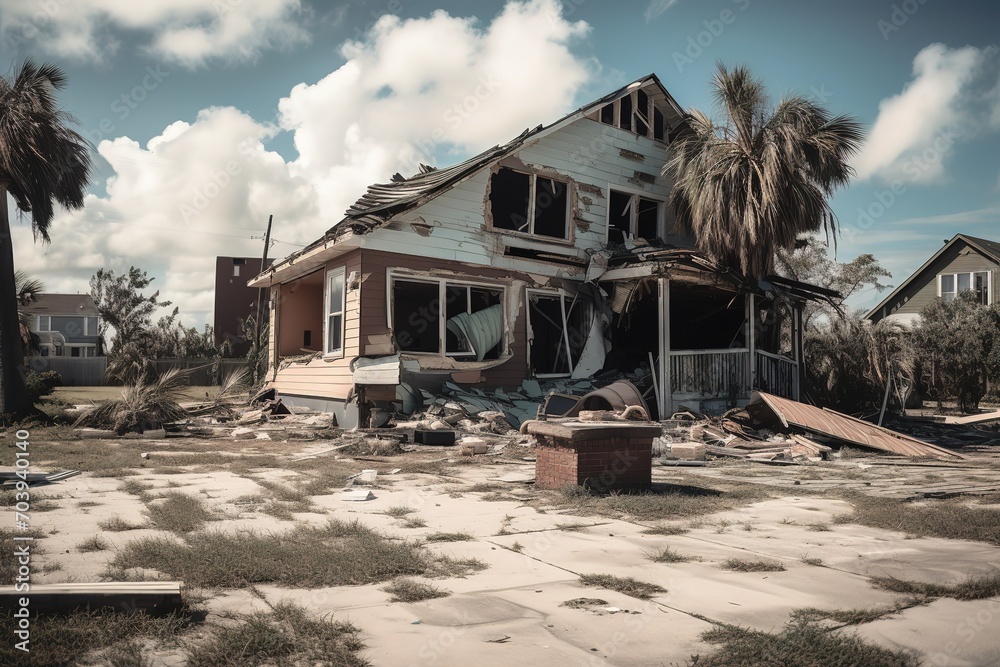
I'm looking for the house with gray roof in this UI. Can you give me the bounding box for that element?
[867,234,999,326]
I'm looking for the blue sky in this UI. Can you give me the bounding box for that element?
[4,0,999,328]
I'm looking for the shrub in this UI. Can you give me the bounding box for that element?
[912,292,1000,413]
[26,370,63,402]
[803,314,912,415]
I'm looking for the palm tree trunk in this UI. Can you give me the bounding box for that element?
[0,182,32,421]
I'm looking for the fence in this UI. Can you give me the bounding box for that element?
[755,350,799,400]
[153,359,248,386]
[25,356,107,386]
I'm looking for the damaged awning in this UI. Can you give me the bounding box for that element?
[748,391,964,460]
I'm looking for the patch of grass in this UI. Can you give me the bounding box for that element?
[509,541,524,553]
[256,479,312,504]
[694,620,919,667]
[384,506,416,518]
[146,492,213,534]
[649,546,694,563]
[91,468,138,478]
[466,483,507,493]
[801,556,823,566]
[0,529,44,580]
[721,558,786,573]
[807,523,832,532]
[384,578,450,603]
[78,536,110,552]
[120,479,154,497]
[99,516,146,532]
[870,573,1000,601]
[0,604,198,667]
[579,573,666,600]
[555,522,592,532]
[642,523,690,536]
[791,606,901,626]
[186,601,365,667]
[545,482,770,522]
[234,494,266,505]
[113,519,479,588]
[153,466,187,475]
[261,502,296,521]
[402,517,427,529]
[834,495,1000,546]
[424,532,474,543]
[77,500,101,508]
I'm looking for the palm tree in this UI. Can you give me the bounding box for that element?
[15,270,43,356]
[665,63,864,281]
[0,60,92,421]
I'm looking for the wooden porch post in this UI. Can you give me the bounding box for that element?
[658,277,671,419]
[793,303,803,401]
[747,293,756,389]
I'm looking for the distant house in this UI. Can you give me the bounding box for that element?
[214,256,273,355]
[23,293,102,358]
[867,234,998,326]
[248,74,834,428]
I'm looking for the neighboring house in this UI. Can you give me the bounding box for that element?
[249,74,834,428]
[214,256,274,355]
[23,293,102,358]
[867,234,999,326]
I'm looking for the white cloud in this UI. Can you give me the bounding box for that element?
[854,44,1000,185]
[12,0,596,329]
[644,0,680,22]
[0,0,308,67]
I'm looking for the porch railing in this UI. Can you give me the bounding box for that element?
[754,350,798,400]
[669,348,751,399]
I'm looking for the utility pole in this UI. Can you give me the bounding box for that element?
[250,214,273,384]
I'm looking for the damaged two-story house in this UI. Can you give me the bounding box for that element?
[248,74,836,428]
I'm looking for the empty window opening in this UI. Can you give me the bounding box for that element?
[596,89,671,142]
[71,347,80,357]
[392,275,505,360]
[489,167,570,240]
[276,269,324,357]
[527,291,591,377]
[940,271,990,304]
[608,190,662,243]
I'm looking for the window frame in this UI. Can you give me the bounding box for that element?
[487,166,573,244]
[84,316,99,336]
[37,315,51,332]
[387,270,507,360]
[595,90,670,143]
[938,270,992,305]
[605,186,665,242]
[525,288,590,379]
[323,266,346,358]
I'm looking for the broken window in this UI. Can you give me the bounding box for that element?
[596,89,671,142]
[607,190,662,242]
[392,274,504,360]
[489,167,570,240]
[940,271,991,304]
[325,267,345,355]
[527,290,591,377]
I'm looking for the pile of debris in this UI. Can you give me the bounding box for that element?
[659,391,966,465]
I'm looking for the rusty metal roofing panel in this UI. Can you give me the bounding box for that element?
[748,391,965,460]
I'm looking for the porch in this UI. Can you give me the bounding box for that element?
[599,263,807,418]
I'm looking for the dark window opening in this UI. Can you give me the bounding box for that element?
[637,198,659,239]
[489,168,530,232]
[490,167,570,240]
[608,190,631,244]
[653,108,665,141]
[533,178,568,238]
[303,330,312,347]
[600,103,614,125]
[393,280,439,353]
[71,347,80,357]
[635,90,649,137]
[619,94,632,132]
[528,292,590,376]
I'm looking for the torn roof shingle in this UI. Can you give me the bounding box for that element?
[22,293,99,316]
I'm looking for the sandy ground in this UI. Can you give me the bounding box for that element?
[18,435,1000,667]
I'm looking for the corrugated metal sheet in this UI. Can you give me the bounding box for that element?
[748,391,965,460]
